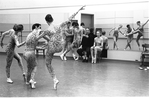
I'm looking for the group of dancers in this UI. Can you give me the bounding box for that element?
[109,19,149,50]
[0,4,149,89]
[0,6,85,89]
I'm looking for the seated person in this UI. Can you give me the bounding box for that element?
[100,31,109,58]
[91,30,103,63]
[77,28,95,62]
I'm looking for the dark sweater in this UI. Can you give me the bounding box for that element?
[81,33,96,48]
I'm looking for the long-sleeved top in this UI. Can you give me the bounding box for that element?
[81,33,96,48]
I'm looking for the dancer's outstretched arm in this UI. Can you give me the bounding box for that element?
[127,30,138,36]
[60,5,86,28]
[123,30,127,35]
[119,30,125,35]
[127,19,149,36]
[142,19,149,27]
[36,30,51,41]
[39,31,50,42]
[14,35,26,48]
[0,29,12,48]
[109,28,115,35]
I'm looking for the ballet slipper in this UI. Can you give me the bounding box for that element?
[54,79,59,90]
[74,56,79,60]
[7,78,13,84]
[91,59,94,63]
[72,54,76,60]
[60,54,64,60]
[29,79,36,89]
[64,56,67,61]
[94,58,96,63]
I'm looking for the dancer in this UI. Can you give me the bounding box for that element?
[23,23,42,88]
[91,30,103,63]
[0,24,26,84]
[36,5,85,89]
[100,31,109,58]
[101,31,109,50]
[79,22,86,40]
[127,19,149,50]
[60,21,74,61]
[109,25,124,50]
[61,22,81,61]
[72,22,82,60]
[124,24,134,50]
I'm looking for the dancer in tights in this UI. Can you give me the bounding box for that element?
[127,19,149,50]
[61,22,81,61]
[23,23,42,89]
[0,24,26,84]
[36,5,85,90]
[124,24,134,50]
[60,21,74,60]
[72,22,82,60]
[109,25,124,50]
[79,22,86,38]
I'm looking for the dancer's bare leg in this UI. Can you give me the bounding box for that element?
[125,37,132,50]
[94,47,98,63]
[60,41,67,60]
[90,47,95,63]
[113,36,118,50]
[60,42,72,60]
[136,35,142,50]
[62,42,72,60]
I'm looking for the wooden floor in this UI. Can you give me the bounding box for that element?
[0,53,149,97]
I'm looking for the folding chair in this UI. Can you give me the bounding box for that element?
[140,44,149,67]
[36,41,46,57]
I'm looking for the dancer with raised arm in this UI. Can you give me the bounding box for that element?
[127,19,149,50]
[109,25,124,50]
[0,24,26,84]
[36,5,85,90]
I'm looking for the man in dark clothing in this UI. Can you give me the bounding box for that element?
[77,28,96,62]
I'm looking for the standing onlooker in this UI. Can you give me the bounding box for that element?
[79,22,86,40]
[100,31,109,58]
